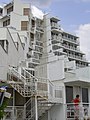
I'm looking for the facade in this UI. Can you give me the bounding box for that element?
[0,0,90,120]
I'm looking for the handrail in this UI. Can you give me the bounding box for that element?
[22,67,38,81]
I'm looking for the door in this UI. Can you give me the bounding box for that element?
[66,86,73,103]
[82,88,88,103]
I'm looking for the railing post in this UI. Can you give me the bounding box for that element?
[24,104,26,120]
[13,89,15,120]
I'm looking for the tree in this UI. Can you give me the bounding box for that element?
[0,98,9,119]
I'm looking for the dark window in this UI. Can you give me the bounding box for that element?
[0,8,3,16]
[3,19,10,27]
[82,88,88,103]
[7,6,13,14]
[66,86,73,103]
[0,40,9,53]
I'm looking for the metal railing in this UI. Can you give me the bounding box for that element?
[4,106,25,120]
[66,103,90,120]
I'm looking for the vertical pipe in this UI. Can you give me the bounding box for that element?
[35,95,38,120]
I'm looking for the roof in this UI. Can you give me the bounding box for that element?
[50,16,60,22]
[31,5,44,20]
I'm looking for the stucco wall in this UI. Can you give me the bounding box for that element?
[0,27,24,81]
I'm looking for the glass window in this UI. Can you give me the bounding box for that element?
[21,21,28,31]
[3,19,10,27]
[7,6,13,14]
[82,88,88,103]
[23,8,30,16]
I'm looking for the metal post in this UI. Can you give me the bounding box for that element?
[35,95,38,120]
[13,88,15,120]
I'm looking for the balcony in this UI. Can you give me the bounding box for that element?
[35,41,43,48]
[51,23,61,33]
[66,103,90,120]
[53,48,67,56]
[51,35,62,43]
[63,44,84,54]
[64,66,90,84]
[34,46,43,54]
[26,58,40,66]
[36,25,44,33]
[62,36,80,46]
[67,54,87,62]
[31,25,35,33]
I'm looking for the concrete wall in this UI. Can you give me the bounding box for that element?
[48,104,66,120]
[47,56,65,81]
[0,27,24,81]
[14,0,30,15]
[36,55,65,81]
[0,45,8,80]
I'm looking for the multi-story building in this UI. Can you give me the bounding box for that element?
[0,0,90,120]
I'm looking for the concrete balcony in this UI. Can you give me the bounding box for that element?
[53,48,67,56]
[62,36,80,46]
[64,66,90,84]
[26,58,40,65]
[67,54,87,63]
[63,45,84,54]
[36,25,44,33]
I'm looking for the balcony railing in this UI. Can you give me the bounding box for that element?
[62,36,80,45]
[4,106,25,120]
[67,54,86,61]
[66,103,90,120]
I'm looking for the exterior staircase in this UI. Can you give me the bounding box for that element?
[7,67,37,97]
[6,66,63,120]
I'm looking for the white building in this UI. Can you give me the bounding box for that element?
[0,0,90,120]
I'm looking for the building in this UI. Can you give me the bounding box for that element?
[0,0,90,120]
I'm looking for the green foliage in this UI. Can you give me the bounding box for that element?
[0,98,9,119]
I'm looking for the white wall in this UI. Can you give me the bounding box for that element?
[48,104,66,120]
[14,0,30,15]
[0,45,8,80]
[10,12,28,31]
[0,27,7,39]
[0,27,25,80]
[47,56,65,81]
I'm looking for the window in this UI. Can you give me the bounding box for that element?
[21,21,28,31]
[82,88,88,103]
[23,8,30,16]
[66,86,73,103]
[3,19,10,27]
[31,20,35,27]
[0,8,3,15]
[7,6,13,14]
[0,40,9,53]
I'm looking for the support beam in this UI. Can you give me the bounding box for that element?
[35,95,38,120]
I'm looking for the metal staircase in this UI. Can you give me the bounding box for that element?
[38,101,53,119]
[24,97,36,120]
[6,66,63,120]
[7,67,37,97]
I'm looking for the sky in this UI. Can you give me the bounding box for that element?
[0,0,90,61]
